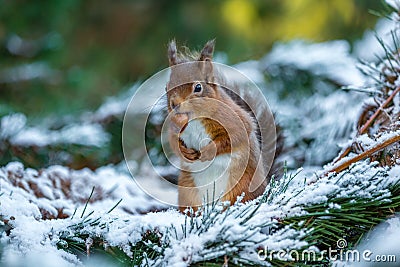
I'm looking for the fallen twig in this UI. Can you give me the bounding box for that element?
[359,86,400,135]
[324,133,400,176]
[332,146,352,164]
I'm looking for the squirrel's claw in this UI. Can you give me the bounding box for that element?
[199,143,217,162]
[181,148,200,161]
[179,139,200,161]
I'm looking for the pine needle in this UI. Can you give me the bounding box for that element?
[70,206,78,220]
[107,198,123,214]
[81,187,95,218]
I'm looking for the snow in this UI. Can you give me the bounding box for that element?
[0,162,171,266]
[273,89,363,167]
[354,18,399,62]
[0,113,27,139]
[0,113,110,147]
[355,134,375,147]
[234,60,265,85]
[11,122,109,147]
[0,162,167,219]
[244,38,369,167]
[0,62,61,84]
[346,217,400,267]
[386,0,400,10]
[263,40,365,86]
[92,83,139,121]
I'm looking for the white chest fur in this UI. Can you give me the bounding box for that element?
[184,154,232,204]
[180,119,233,204]
[179,119,210,151]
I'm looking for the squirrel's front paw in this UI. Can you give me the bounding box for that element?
[179,139,200,161]
[199,143,217,162]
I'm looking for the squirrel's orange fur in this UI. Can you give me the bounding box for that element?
[166,40,274,213]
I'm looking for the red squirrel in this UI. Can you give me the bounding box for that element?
[166,40,280,212]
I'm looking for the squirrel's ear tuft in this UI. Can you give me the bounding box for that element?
[199,39,215,61]
[168,40,178,66]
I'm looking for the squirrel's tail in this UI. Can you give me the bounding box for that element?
[264,121,285,182]
[253,104,285,184]
[222,84,285,183]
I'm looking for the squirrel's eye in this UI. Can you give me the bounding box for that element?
[193,83,202,93]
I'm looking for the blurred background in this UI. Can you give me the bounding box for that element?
[0,0,382,117]
[0,0,386,170]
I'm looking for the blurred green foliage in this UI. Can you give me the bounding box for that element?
[0,0,382,118]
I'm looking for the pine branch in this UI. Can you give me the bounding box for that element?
[48,160,400,266]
